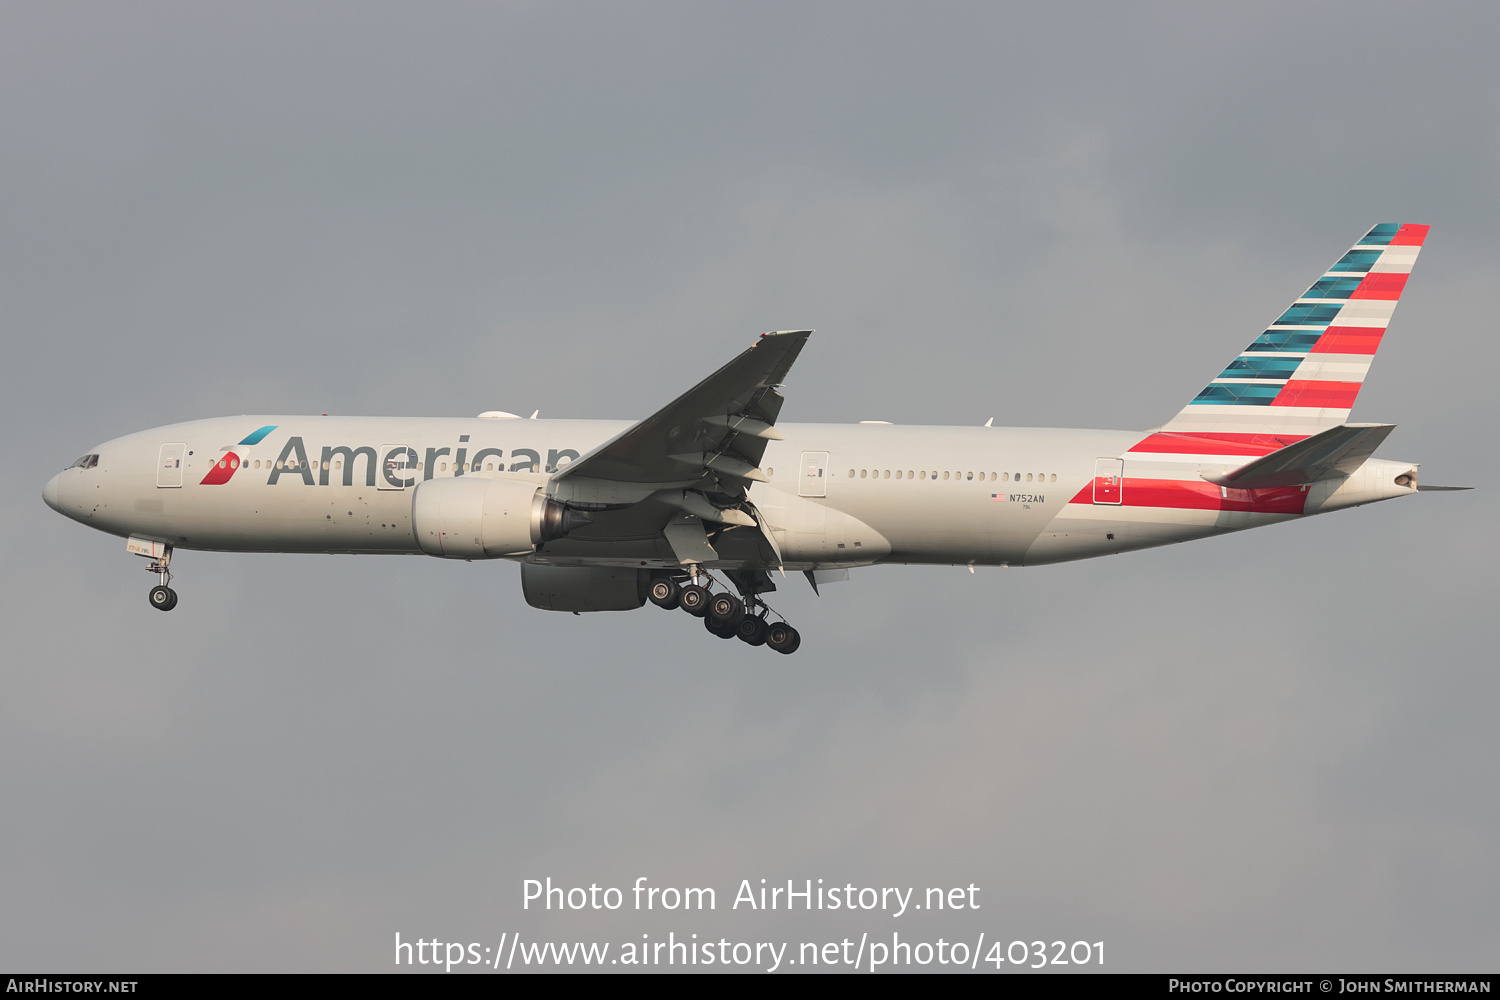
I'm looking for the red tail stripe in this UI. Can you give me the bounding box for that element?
[1271,380,1362,408]
[1350,272,1408,300]
[1389,224,1430,246]
[1310,327,1384,355]
[1128,431,1310,456]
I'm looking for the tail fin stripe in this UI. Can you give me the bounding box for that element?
[1270,380,1362,409]
[1275,303,1344,325]
[1309,328,1384,354]
[1162,224,1425,434]
[1357,224,1401,246]
[1218,357,1304,379]
[1330,249,1383,272]
[1245,330,1322,352]
[1370,246,1421,273]
[1388,224,1430,246]
[1349,272,1409,299]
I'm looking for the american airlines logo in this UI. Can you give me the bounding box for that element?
[200,429,579,488]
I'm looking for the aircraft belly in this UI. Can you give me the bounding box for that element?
[829,480,1085,566]
[108,479,420,553]
[1025,502,1300,565]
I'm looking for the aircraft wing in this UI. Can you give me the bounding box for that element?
[1203,423,1395,489]
[552,330,810,498]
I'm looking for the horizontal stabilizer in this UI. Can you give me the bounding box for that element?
[1416,484,1473,492]
[1204,423,1395,489]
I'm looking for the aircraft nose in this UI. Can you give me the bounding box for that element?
[43,472,64,514]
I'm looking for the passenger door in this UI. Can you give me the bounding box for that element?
[799,451,830,498]
[379,444,415,490]
[1092,458,1123,504]
[157,443,186,488]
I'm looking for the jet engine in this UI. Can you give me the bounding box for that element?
[411,477,590,558]
[520,564,649,612]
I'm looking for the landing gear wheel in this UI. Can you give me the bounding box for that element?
[704,614,738,639]
[708,592,744,625]
[765,622,801,654]
[648,578,682,610]
[149,586,177,612]
[736,615,768,646]
[679,584,711,617]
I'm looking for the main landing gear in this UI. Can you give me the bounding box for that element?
[649,568,801,654]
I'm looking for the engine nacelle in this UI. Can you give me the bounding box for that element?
[412,477,589,558]
[520,564,649,612]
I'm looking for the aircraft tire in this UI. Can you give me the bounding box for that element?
[708,593,743,625]
[704,614,738,639]
[648,579,681,610]
[766,623,801,654]
[149,586,175,611]
[679,584,711,617]
[736,615,768,646]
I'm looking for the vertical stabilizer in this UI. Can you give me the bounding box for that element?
[1160,224,1428,439]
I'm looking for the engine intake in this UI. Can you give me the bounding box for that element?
[412,477,590,559]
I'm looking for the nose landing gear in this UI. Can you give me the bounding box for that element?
[137,541,178,611]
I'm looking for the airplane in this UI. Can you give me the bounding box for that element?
[43,223,1466,655]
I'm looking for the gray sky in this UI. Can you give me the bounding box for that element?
[2,1,1495,972]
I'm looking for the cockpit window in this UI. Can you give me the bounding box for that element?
[69,454,99,470]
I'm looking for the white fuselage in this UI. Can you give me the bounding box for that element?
[42,414,1418,571]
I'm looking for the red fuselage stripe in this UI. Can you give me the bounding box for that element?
[1068,478,1307,514]
[1128,431,1310,456]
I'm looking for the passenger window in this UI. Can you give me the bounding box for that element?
[860,469,867,478]
[943,472,950,480]
[883,470,889,479]
[848,469,855,478]
[1050,473,1056,482]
